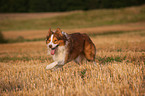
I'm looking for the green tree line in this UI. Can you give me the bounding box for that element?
[0,0,145,12]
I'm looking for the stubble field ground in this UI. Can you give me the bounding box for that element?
[0,5,145,96]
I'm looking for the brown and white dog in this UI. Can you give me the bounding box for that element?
[46,28,96,69]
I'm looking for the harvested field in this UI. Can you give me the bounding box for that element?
[0,29,145,95]
[0,5,145,96]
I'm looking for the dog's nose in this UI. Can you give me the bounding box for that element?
[49,45,52,48]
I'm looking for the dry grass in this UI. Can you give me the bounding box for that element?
[0,29,145,95]
[0,62,144,96]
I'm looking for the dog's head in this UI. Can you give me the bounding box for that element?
[46,28,67,55]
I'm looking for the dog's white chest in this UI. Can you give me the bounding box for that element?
[52,46,66,64]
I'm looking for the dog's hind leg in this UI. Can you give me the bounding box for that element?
[84,39,96,61]
[83,34,96,66]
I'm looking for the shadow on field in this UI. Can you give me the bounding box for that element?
[0,31,7,43]
[0,31,45,44]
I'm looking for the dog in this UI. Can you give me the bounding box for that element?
[46,28,96,70]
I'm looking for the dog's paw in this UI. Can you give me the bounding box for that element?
[46,65,53,70]
[46,61,59,70]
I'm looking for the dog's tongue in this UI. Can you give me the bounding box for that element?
[51,49,56,55]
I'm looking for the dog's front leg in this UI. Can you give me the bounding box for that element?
[46,61,58,69]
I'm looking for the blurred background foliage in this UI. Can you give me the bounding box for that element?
[0,0,145,12]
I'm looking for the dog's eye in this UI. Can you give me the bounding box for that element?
[47,40,50,42]
[54,40,58,43]
[46,40,50,44]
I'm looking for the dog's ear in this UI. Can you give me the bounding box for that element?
[55,28,63,36]
[49,28,51,33]
[47,28,53,36]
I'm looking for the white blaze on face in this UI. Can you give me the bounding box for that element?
[47,34,58,49]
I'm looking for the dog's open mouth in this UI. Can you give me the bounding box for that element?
[51,45,59,55]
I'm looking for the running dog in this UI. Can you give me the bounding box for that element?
[46,28,96,69]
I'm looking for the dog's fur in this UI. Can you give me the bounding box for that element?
[46,28,96,69]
